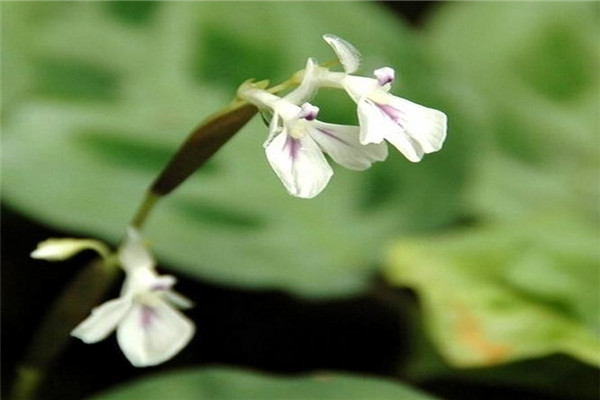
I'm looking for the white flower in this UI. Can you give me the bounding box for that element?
[70,228,194,367]
[316,34,447,162]
[239,82,387,199]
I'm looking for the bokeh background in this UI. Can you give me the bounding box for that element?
[2,2,599,400]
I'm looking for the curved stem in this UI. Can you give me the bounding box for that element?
[11,67,309,400]
[130,191,160,230]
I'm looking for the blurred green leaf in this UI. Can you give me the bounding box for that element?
[426,1,600,222]
[407,328,599,400]
[386,1,600,371]
[2,2,464,297]
[405,314,599,400]
[385,213,600,368]
[89,367,440,400]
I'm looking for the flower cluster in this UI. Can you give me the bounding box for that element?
[238,34,447,199]
[32,228,195,367]
[28,34,447,369]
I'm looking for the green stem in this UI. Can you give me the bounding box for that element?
[148,103,259,197]
[130,191,160,230]
[11,68,310,400]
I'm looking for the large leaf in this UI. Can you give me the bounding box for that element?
[89,367,440,400]
[2,2,465,297]
[384,0,600,371]
[425,1,599,222]
[384,213,600,368]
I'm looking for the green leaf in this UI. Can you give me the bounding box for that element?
[384,213,600,368]
[426,2,600,222]
[404,316,600,400]
[387,0,600,376]
[89,367,440,400]
[2,2,462,297]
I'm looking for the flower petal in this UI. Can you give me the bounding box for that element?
[120,265,166,297]
[342,75,380,103]
[162,290,195,309]
[323,34,361,73]
[71,297,132,343]
[298,103,319,121]
[31,238,109,261]
[284,58,320,105]
[116,299,195,367]
[357,98,395,144]
[386,96,447,154]
[119,227,154,272]
[373,67,395,87]
[309,122,388,171]
[263,111,281,148]
[149,275,177,291]
[358,98,425,162]
[265,132,333,199]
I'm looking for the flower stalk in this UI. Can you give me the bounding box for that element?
[149,102,258,197]
[19,33,448,400]
[130,192,160,230]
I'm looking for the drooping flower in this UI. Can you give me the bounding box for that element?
[239,68,387,199]
[313,34,447,162]
[32,228,195,367]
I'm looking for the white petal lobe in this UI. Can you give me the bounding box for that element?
[120,266,160,297]
[117,299,195,367]
[342,75,379,103]
[265,132,333,199]
[323,34,361,74]
[386,96,447,154]
[358,98,424,162]
[284,58,320,105]
[309,122,388,170]
[119,228,154,272]
[357,98,391,145]
[263,112,281,148]
[71,297,132,343]
[162,290,195,309]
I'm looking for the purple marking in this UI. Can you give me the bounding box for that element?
[299,103,319,121]
[150,283,171,291]
[377,103,405,128]
[316,128,349,146]
[374,67,395,86]
[285,136,300,160]
[140,305,157,329]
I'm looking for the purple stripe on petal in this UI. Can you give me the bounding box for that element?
[316,128,349,146]
[141,305,157,329]
[377,103,406,128]
[285,136,300,160]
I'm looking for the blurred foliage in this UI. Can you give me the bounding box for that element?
[2,1,464,298]
[425,2,599,223]
[385,0,600,369]
[89,367,439,400]
[2,0,599,398]
[386,215,600,368]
